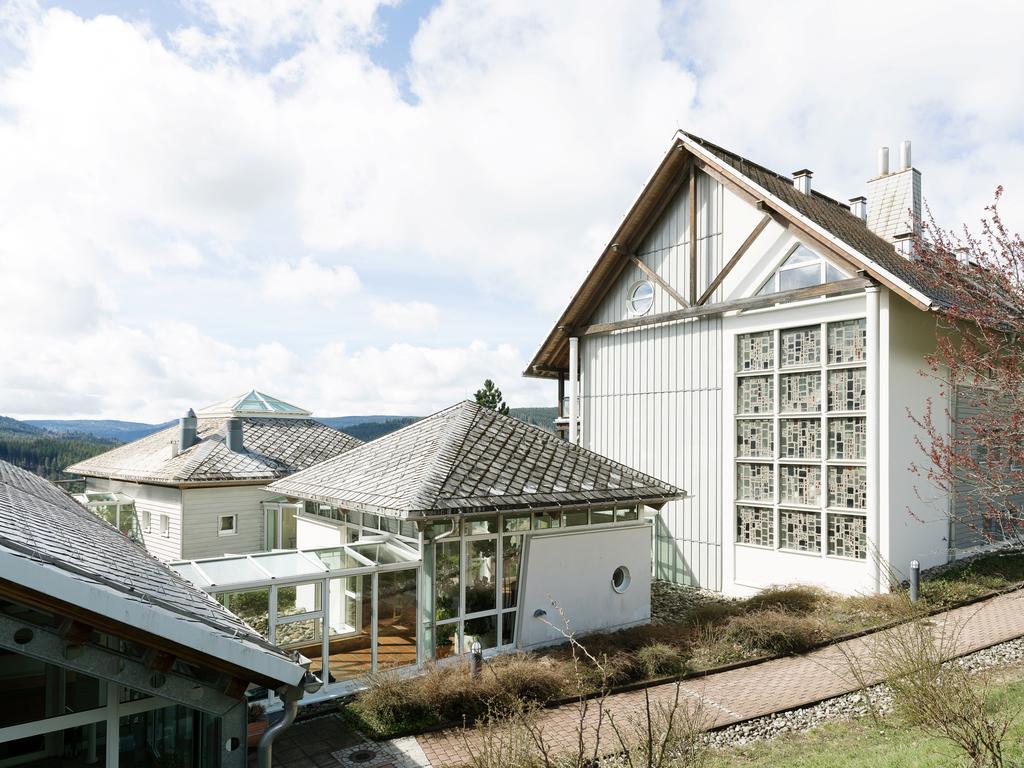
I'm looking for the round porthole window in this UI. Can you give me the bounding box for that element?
[611,565,631,593]
[628,281,654,316]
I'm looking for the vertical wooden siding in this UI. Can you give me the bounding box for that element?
[581,173,725,589]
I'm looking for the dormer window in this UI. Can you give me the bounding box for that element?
[628,280,654,315]
[757,244,848,296]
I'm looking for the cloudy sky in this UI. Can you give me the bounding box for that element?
[1,0,1022,421]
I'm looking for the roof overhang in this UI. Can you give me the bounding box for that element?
[524,131,936,379]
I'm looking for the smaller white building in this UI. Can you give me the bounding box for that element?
[172,401,683,701]
[67,391,361,561]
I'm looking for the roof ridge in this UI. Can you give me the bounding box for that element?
[412,401,483,510]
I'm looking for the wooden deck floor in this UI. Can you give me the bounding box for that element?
[308,631,418,683]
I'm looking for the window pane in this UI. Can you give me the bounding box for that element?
[828,514,868,559]
[736,506,774,547]
[463,615,498,653]
[783,244,818,266]
[780,326,821,368]
[828,319,867,363]
[532,511,561,529]
[435,540,460,623]
[616,506,639,521]
[737,419,773,458]
[590,508,614,525]
[737,463,773,502]
[737,332,774,371]
[737,375,773,414]
[780,372,821,413]
[828,466,867,509]
[502,535,522,609]
[779,510,821,552]
[779,465,822,506]
[0,654,105,729]
[779,264,821,292]
[563,510,588,526]
[503,514,530,532]
[825,263,846,282]
[465,516,498,535]
[780,419,822,459]
[465,539,497,614]
[501,611,517,646]
[277,582,322,618]
[274,618,324,676]
[327,575,372,681]
[829,417,867,460]
[216,589,270,639]
[377,569,418,673]
[827,368,867,411]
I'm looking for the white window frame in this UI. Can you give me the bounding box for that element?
[627,280,655,316]
[757,243,848,296]
[160,514,170,538]
[218,513,238,537]
[734,319,869,560]
[141,509,151,533]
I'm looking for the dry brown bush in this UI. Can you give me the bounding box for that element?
[723,609,826,655]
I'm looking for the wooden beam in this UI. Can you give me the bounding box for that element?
[697,214,773,305]
[689,169,698,303]
[59,619,93,646]
[222,676,248,699]
[697,160,761,206]
[572,277,872,337]
[629,255,689,308]
[146,649,176,673]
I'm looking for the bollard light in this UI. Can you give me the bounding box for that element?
[470,640,483,679]
[909,559,921,602]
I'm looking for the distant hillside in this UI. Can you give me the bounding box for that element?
[509,407,557,432]
[26,419,173,442]
[316,415,413,429]
[0,416,119,481]
[336,417,420,442]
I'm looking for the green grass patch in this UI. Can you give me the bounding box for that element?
[709,667,1024,767]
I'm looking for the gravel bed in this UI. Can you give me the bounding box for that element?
[650,580,735,625]
[706,636,1024,749]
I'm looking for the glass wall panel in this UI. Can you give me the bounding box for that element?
[465,516,498,535]
[465,539,497,614]
[215,588,270,639]
[275,618,324,676]
[277,581,322,618]
[590,508,614,525]
[435,540,460,624]
[325,576,372,683]
[2,722,108,766]
[436,621,458,659]
[502,535,522,609]
[463,614,498,652]
[501,611,516,647]
[0,654,105,729]
[376,569,418,672]
[563,510,588,526]
[119,705,219,768]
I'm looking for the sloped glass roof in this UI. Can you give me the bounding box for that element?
[196,390,312,419]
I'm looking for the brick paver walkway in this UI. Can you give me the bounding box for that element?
[416,589,1024,767]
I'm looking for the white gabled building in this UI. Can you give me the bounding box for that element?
[526,132,971,596]
[67,391,361,562]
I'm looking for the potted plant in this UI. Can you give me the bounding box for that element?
[247,702,268,749]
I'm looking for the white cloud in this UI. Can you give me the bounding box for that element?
[2,0,1024,419]
[262,257,361,306]
[370,300,440,335]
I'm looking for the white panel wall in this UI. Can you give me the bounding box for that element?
[180,485,278,559]
[518,525,651,648]
[86,478,182,561]
[884,295,950,577]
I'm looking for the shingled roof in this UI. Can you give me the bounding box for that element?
[67,415,361,485]
[269,401,684,517]
[0,460,303,687]
[525,131,945,378]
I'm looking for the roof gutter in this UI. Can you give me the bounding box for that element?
[676,132,936,311]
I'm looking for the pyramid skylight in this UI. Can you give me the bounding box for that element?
[197,390,311,419]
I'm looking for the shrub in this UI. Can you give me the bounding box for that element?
[740,585,826,615]
[419,663,482,722]
[636,642,688,679]
[724,609,825,655]
[684,601,741,626]
[351,672,430,734]
[483,655,567,712]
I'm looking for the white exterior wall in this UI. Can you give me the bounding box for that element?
[580,174,725,589]
[180,486,278,559]
[884,294,950,577]
[518,524,651,648]
[722,293,876,596]
[86,477,182,561]
[295,513,347,549]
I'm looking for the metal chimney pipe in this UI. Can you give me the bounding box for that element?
[226,418,244,452]
[899,140,912,170]
[849,196,867,222]
[179,408,197,452]
[878,146,889,176]
[793,169,813,195]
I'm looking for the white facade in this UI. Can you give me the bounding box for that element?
[573,171,951,596]
[86,477,281,561]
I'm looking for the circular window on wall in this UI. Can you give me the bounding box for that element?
[611,565,631,593]
[627,281,654,316]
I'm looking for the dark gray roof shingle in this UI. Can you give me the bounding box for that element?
[0,460,292,669]
[67,417,362,485]
[269,401,684,517]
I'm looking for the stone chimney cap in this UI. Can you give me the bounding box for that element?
[849,195,867,203]
[792,168,813,177]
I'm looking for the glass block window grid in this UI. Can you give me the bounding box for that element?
[735,318,869,561]
[780,372,821,413]
[828,319,867,364]
[737,506,774,547]
[780,465,822,506]
[737,463,773,502]
[829,417,867,460]
[780,326,821,368]
[828,367,867,412]
[828,466,867,509]
[737,331,774,372]
[780,419,821,459]
[780,509,821,552]
[827,513,867,559]
[737,419,773,458]
[737,376,774,414]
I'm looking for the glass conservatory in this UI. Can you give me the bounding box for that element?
[75,491,142,544]
[170,537,420,700]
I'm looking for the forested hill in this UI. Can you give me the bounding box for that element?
[0,417,118,481]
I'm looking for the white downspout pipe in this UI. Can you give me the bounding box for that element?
[866,286,882,592]
[257,685,303,768]
[568,336,579,445]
